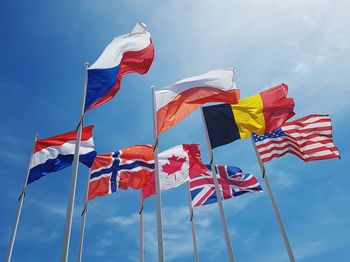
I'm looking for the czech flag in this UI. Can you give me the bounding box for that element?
[85,22,155,112]
[28,126,97,185]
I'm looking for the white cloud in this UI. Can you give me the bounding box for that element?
[26,198,68,217]
[106,213,140,227]
[292,54,329,74]
[16,225,58,243]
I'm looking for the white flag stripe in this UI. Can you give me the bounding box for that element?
[256,136,334,151]
[288,115,330,124]
[260,146,339,161]
[90,172,112,183]
[282,121,331,131]
[119,158,154,165]
[284,130,332,138]
[89,22,151,70]
[192,186,215,206]
[31,138,95,168]
[92,164,113,174]
[155,69,234,110]
[118,166,155,172]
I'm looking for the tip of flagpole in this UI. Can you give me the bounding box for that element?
[84,61,89,67]
[34,133,38,138]
[151,85,155,89]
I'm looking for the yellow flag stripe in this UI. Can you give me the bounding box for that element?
[231,94,266,139]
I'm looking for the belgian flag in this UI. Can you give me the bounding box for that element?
[203,83,295,148]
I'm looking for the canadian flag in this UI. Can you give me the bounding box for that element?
[143,144,206,198]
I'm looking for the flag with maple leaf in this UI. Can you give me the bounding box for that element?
[142,144,206,198]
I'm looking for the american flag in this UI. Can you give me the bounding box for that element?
[88,145,154,201]
[190,165,262,207]
[253,114,341,163]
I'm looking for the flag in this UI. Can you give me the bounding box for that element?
[142,144,206,198]
[85,22,154,112]
[88,145,154,201]
[203,83,295,148]
[155,69,240,134]
[28,126,96,185]
[190,165,262,207]
[253,114,341,162]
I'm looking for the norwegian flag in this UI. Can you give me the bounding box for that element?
[88,145,154,201]
[190,165,262,207]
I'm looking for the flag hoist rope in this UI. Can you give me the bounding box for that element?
[6,133,38,262]
[77,168,91,262]
[250,136,295,262]
[187,184,199,262]
[151,85,165,262]
[201,107,235,262]
[61,62,89,262]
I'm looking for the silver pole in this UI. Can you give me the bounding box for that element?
[187,184,199,262]
[200,107,235,262]
[61,62,89,262]
[77,168,91,262]
[139,189,144,262]
[151,85,165,262]
[6,133,38,262]
[250,136,295,262]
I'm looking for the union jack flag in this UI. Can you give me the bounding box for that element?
[190,165,262,207]
[88,145,154,201]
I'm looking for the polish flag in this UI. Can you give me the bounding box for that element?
[155,69,240,134]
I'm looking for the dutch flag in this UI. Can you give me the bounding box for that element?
[27,125,97,185]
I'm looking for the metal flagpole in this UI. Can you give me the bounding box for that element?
[61,61,89,262]
[6,133,38,262]
[139,189,144,262]
[250,136,295,262]
[77,168,91,262]
[187,184,199,262]
[151,85,165,262]
[200,107,235,262]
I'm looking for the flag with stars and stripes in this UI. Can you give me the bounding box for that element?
[253,114,341,163]
[88,145,154,201]
[189,165,262,207]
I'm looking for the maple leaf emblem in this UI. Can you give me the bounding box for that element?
[161,155,186,179]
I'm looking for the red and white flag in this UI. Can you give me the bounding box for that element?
[155,69,240,134]
[253,114,341,162]
[143,144,206,198]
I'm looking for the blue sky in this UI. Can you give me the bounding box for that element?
[1,0,350,261]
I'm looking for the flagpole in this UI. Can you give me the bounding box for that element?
[250,136,295,262]
[139,189,144,262]
[61,61,89,262]
[200,107,235,262]
[187,184,199,262]
[77,168,91,262]
[6,133,38,262]
[151,85,165,262]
